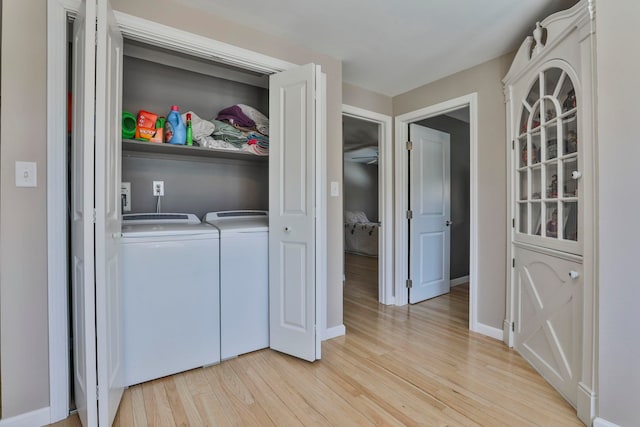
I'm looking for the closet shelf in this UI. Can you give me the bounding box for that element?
[122,139,268,163]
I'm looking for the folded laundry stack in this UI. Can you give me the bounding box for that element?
[214,104,270,155]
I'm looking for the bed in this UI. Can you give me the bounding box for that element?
[344,210,380,257]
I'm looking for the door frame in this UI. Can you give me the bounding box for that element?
[46,0,326,422]
[394,93,489,338]
[342,105,394,305]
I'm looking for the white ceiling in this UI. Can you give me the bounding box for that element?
[180,0,577,96]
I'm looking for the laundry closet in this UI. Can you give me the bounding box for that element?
[66,2,325,425]
[121,40,270,217]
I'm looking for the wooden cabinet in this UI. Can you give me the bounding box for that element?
[503,1,597,423]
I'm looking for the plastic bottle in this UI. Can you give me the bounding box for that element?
[185,113,193,146]
[165,105,186,145]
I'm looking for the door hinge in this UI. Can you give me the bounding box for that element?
[92,209,97,224]
[406,210,413,220]
[96,386,99,400]
[406,279,413,289]
[406,140,413,151]
[512,218,515,228]
[512,258,515,268]
[512,140,515,149]
[512,322,515,332]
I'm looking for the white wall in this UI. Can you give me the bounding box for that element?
[596,2,640,426]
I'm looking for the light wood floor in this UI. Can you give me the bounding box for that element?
[51,253,582,426]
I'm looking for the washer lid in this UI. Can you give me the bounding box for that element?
[121,222,218,238]
[123,212,201,225]
[204,210,268,233]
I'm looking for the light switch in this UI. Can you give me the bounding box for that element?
[330,181,340,197]
[15,161,37,187]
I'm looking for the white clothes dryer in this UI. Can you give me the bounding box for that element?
[204,210,268,359]
[121,213,220,386]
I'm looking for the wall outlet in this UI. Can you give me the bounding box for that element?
[152,180,164,196]
[121,182,131,212]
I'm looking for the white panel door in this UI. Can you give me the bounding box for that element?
[409,124,451,304]
[514,245,582,406]
[95,0,124,424]
[269,63,320,362]
[71,1,98,425]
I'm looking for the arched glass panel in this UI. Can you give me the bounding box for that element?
[515,67,578,242]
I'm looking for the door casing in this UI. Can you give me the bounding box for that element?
[342,105,393,305]
[393,94,493,339]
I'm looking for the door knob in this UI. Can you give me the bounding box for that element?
[284,226,291,232]
[568,270,580,279]
[445,220,452,226]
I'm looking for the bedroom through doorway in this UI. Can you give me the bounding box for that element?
[342,114,381,301]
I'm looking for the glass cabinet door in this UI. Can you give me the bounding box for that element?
[515,67,579,244]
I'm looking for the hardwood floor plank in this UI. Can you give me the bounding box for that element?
[49,253,583,427]
[131,386,149,427]
[141,379,176,427]
[112,387,134,427]
[230,354,306,426]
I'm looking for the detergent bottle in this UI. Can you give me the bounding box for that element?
[185,113,193,146]
[165,105,186,145]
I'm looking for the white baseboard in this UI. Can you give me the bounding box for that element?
[471,322,503,341]
[593,417,621,427]
[450,275,470,287]
[0,407,50,427]
[323,324,346,340]
[577,381,596,425]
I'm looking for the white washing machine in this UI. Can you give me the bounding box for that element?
[204,210,269,359]
[121,213,220,386]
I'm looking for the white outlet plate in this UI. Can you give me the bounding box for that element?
[121,182,131,212]
[153,180,165,196]
[15,161,37,187]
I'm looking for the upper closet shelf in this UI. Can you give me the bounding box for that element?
[122,139,268,163]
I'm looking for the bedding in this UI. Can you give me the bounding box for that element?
[344,210,379,257]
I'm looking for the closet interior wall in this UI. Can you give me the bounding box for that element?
[121,41,270,217]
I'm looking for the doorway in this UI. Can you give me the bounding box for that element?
[342,105,393,305]
[394,94,486,335]
[409,112,470,304]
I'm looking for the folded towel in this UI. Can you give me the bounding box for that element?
[238,104,269,136]
[216,105,255,128]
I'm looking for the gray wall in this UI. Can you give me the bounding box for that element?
[342,82,392,116]
[123,155,268,218]
[0,1,49,417]
[343,115,379,222]
[394,53,513,330]
[343,162,378,222]
[596,1,640,425]
[417,114,470,281]
[123,55,269,122]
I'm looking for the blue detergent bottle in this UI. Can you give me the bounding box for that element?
[165,105,186,145]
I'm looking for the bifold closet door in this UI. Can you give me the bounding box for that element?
[269,63,322,362]
[71,0,124,425]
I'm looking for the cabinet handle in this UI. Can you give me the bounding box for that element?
[568,270,580,279]
[445,220,452,226]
